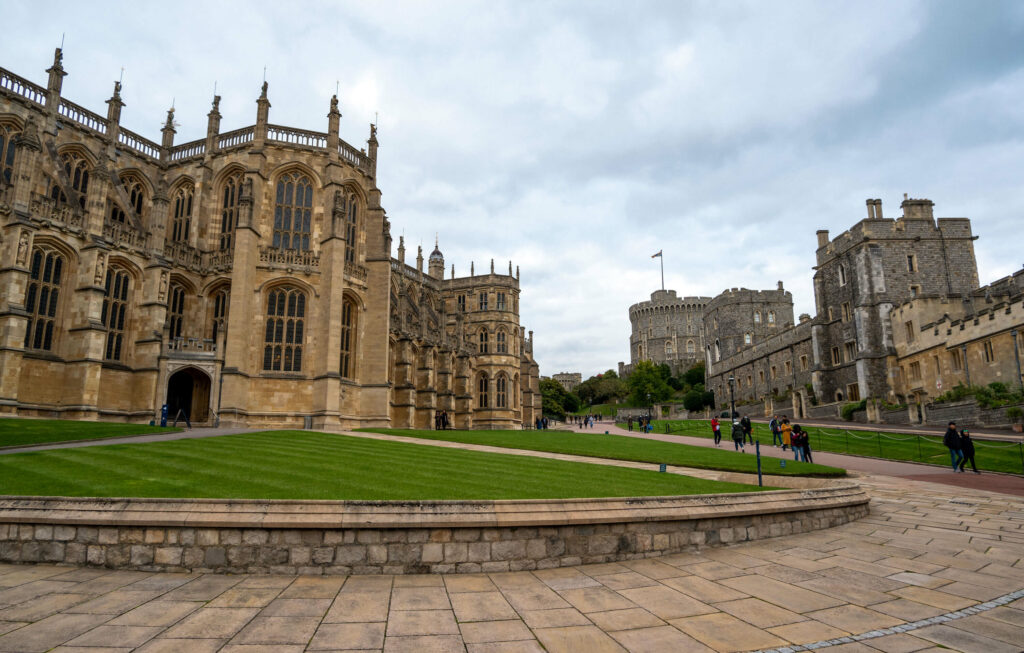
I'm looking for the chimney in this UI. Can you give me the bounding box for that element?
[866,199,874,220]
[816,230,830,248]
[873,199,882,219]
[777,281,784,291]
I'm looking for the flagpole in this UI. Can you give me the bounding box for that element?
[660,255,664,291]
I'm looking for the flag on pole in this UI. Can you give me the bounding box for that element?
[651,250,662,258]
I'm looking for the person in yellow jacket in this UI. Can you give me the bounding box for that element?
[780,417,793,452]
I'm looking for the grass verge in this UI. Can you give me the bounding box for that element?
[0,418,182,448]
[637,419,1024,475]
[359,428,845,477]
[0,431,765,500]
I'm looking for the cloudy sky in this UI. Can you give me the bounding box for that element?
[4,1,1024,379]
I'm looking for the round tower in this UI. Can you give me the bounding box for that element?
[428,237,444,279]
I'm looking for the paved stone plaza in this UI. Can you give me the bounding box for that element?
[0,462,1022,651]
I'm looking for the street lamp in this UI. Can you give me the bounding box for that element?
[728,376,736,421]
[646,392,652,424]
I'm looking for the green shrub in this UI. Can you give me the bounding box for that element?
[840,400,867,421]
[1007,406,1023,423]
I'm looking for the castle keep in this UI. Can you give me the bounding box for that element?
[619,289,709,377]
[0,51,540,429]
[623,197,1022,421]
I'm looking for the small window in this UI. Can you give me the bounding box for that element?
[767,311,776,324]
[753,311,761,324]
[770,365,777,379]
[479,292,488,311]
[847,383,860,401]
[841,302,851,322]
[686,340,695,354]
[0,122,20,185]
[983,340,995,363]
[340,297,357,379]
[831,347,841,366]
[759,370,765,383]
[950,348,963,372]
[907,254,916,273]
[746,374,752,387]
[909,361,921,381]
[457,295,465,312]
[845,341,856,361]
[933,356,940,376]
[665,341,673,356]
[784,360,792,375]
[496,292,506,311]
[220,172,243,252]
[211,287,229,341]
[838,264,847,286]
[905,321,915,342]
[910,285,921,297]
[800,355,808,371]
[828,307,834,321]
[744,332,752,345]
[478,329,489,354]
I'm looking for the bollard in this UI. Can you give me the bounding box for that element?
[755,441,763,487]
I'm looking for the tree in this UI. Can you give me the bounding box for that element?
[683,362,706,388]
[626,360,673,407]
[683,388,704,411]
[539,378,579,418]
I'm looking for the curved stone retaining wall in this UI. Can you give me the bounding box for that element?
[0,483,868,574]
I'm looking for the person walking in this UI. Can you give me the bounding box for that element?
[628,416,633,432]
[943,421,963,471]
[958,428,980,474]
[769,415,781,447]
[791,427,806,462]
[711,416,722,446]
[740,415,753,445]
[780,418,792,452]
[796,425,813,463]
[731,420,746,452]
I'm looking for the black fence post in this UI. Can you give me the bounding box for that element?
[917,435,922,462]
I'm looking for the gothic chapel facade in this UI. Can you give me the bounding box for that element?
[0,51,541,429]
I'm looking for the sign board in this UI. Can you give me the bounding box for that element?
[936,378,943,391]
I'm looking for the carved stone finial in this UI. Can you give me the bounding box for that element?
[112,80,122,99]
[164,107,175,129]
[260,81,268,98]
[330,95,339,113]
[53,47,63,67]
[212,95,221,111]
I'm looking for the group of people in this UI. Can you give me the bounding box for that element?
[534,416,550,430]
[627,415,653,433]
[571,414,603,429]
[708,413,814,462]
[433,410,451,430]
[943,421,980,473]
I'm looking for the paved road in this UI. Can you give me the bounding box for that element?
[0,472,1022,652]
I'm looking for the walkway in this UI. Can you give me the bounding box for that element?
[0,472,1022,652]
[578,421,1024,498]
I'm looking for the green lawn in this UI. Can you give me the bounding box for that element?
[0,431,765,500]
[0,418,182,448]
[359,428,845,477]
[638,419,1024,475]
[571,404,622,417]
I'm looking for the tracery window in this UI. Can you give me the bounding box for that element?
[496,374,507,408]
[686,340,695,354]
[768,311,776,324]
[478,373,489,409]
[167,283,185,339]
[340,297,357,379]
[665,342,673,356]
[220,172,243,252]
[23,247,63,351]
[171,184,193,243]
[263,286,305,372]
[479,292,488,311]
[52,151,90,209]
[496,329,507,354]
[457,295,465,312]
[0,123,19,185]
[273,171,313,251]
[479,328,489,354]
[109,175,145,224]
[344,193,358,263]
[210,287,229,341]
[753,311,761,324]
[101,268,131,361]
[496,293,506,311]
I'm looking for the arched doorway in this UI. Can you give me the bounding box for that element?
[166,368,211,423]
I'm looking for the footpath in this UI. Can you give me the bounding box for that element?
[571,421,1024,498]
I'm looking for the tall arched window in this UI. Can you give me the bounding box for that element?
[210,287,229,341]
[478,329,489,354]
[496,374,508,408]
[838,265,847,286]
[767,311,776,324]
[344,193,358,263]
[220,172,243,252]
[714,339,721,362]
[23,247,64,351]
[53,151,90,209]
[263,286,305,372]
[686,340,695,354]
[665,341,673,356]
[102,268,131,361]
[744,332,753,345]
[478,373,489,409]
[171,184,193,243]
[340,297,357,379]
[109,175,145,224]
[496,329,507,354]
[167,283,185,339]
[0,122,20,185]
[273,171,313,251]
[753,311,761,324]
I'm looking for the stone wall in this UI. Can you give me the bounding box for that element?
[0,486,868,574]
[923,399,1024,428]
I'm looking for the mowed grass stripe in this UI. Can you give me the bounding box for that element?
[0,418,181,447]
[0,431,765,500]
[358,428,845,477]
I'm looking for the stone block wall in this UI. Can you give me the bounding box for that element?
[0,502,868,574]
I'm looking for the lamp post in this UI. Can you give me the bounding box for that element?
[646,392,652,423]
[728,376,736,420]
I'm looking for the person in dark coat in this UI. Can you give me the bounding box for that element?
[740,415,753,444]
[731,420,746,452]
[958,428,979,474]
[943,421,963,471]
